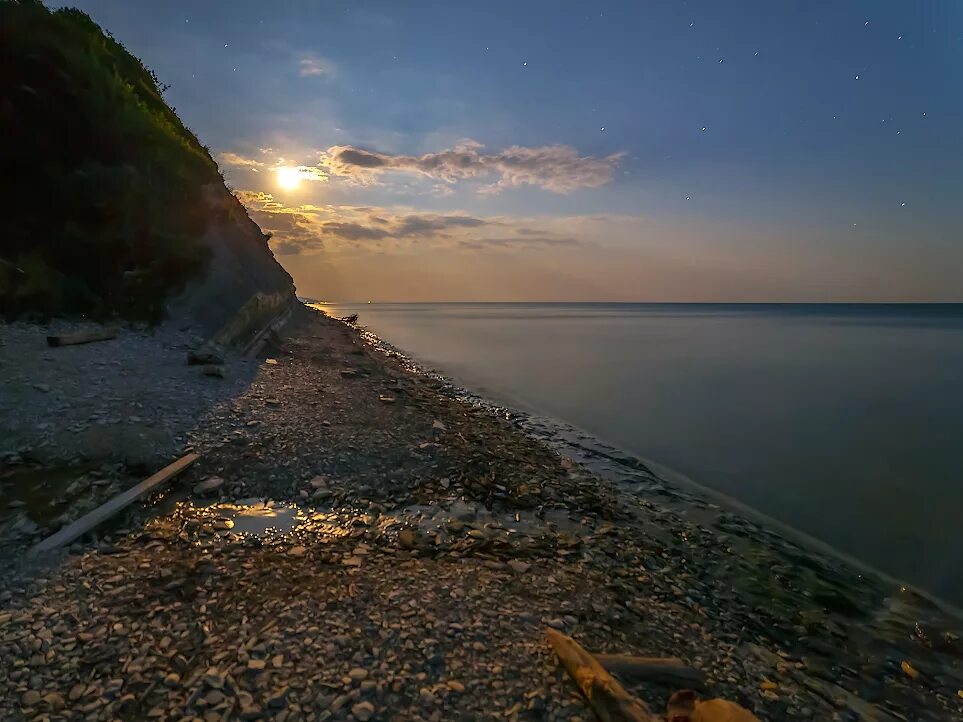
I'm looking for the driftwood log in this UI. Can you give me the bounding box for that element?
[46,328,118,347]
[546,629,760,722]
[30,452,200,554]
[546,629,657,722]
[596,654,707,690]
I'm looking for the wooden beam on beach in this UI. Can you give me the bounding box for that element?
[545,628,657,722]
[596,654,708,690]
[30,452,200,554]
[46,328,118,347]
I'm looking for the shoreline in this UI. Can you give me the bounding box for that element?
[346,309,963,621]
[1,307,961,721]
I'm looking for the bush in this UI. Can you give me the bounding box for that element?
[0,0,220,321]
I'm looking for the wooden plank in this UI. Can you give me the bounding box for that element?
[30,453,199,554]
[46,328,118,347]
[545,628,657,722]
[596,654,707,690]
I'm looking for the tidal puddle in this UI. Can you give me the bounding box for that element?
[0,463,97,526]
[216,499,301,535]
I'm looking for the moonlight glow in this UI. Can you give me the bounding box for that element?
[276,166,301,190]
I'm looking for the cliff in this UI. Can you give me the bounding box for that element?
[0,0,294,336]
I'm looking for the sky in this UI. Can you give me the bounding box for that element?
[54,0,963,301]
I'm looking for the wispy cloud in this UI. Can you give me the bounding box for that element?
[235,191,590,256]
[218,152,265,170]
[316,140,624,194]
[298,52,330,77]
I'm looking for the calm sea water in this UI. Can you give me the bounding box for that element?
[323,302,963,603]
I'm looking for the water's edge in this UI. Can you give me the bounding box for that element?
[338,308,963,622]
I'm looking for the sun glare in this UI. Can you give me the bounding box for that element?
[276,166,301,190]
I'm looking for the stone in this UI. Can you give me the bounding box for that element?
[288,546,307,557]
[348,668,369,682]
[187,349,224,366]
[397,529,420,549]
[193,477,225,495]
[202,365,225,378]
[351,701,375,721]
[508,560,531,574]
[447,680,465,693]
[43,692,65,710]
[68,683,86,701]
[432,420,447,431]
[21,690,41,707]
[248,659,267,671]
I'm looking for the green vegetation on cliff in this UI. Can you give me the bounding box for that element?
[0,0,223,320]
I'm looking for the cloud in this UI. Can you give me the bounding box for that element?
[316,140,624,193]
[219,152,265,169]
[298,53,329,77]
[235,191,588,256]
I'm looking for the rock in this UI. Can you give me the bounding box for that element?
[202,365,225,378]
[265,358,279,365]
[447,680,465,693]
[309,476,327,489]
[449,500,476,521]
[267,687,289,708]
[352,701,375,721]
[42,692,65,710]
[248,659,267,670]
[288,546,307,557]
[340,369,359,378]
[187,349,224,366]
[205,690,226,706]
[901,661,919,679]
[203,669,226,689]
[432,420,447,431]
[761,679,778,692]
[348,668,369,682]
[21,690,41,707]
[239,703,263,720]
[32,383,51,393]
[378,395,396,404]
[68,683,86,701]
[193,477,225,495]
[397,529,420,549]
[508,560,531,574]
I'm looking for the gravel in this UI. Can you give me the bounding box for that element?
[0,307,961,721]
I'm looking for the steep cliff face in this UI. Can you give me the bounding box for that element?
[0,0,294,334]
[166,185,295,343]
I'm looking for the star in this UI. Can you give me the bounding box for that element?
[600,126,605,131]
[686,196,691,200]
[522,61,527,66]
[901,202,906,207]
[701,127,707,132]
[854,74,860,80]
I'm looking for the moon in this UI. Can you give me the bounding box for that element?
[277,166,301,190]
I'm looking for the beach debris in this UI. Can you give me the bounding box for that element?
[29,453,200,554]
[187,348,224,366]
[378,395,396,404]
[595,654,707,690]
[546,628,656,721]
[901,660,919,679]
[46,328,117,347]
[265,358,279,365]
[340,368,360,378]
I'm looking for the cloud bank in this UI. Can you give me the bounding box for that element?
[220,141,623,194]
[235,191,585,256]
[320,140,623,193]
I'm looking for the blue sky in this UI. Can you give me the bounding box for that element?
[55,0,963,300]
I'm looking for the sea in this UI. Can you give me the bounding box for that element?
[320,302,963,605]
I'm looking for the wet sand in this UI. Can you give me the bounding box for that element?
[1,306,961,721]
